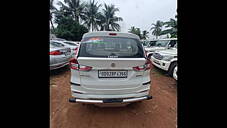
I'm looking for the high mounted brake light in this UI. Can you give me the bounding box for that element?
[109,33,117,36]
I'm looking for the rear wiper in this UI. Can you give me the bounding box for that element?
[108,53,118,58]
[109,53,116,56]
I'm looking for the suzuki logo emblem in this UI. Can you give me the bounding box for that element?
[111,63,116,67]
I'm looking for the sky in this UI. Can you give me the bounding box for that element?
[53,0,177,39]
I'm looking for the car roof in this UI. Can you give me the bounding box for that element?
[82,31,140,40]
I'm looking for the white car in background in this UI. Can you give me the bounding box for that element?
[146,38,177,58]
[151,44,177,80]
[143,39,158,49]
[69,31,152,106]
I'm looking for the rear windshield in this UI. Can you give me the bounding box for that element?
[78,37,145,58]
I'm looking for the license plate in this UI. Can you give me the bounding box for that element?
[98,71,128,78]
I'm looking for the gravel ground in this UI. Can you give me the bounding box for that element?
[50,66,177,128]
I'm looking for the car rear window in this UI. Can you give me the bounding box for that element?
[78,37,145,58]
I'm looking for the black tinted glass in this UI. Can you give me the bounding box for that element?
[78,37,145,58]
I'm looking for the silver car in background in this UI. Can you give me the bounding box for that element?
[50,40,72,70]
[51,40,79,57]
[61,41,79,57]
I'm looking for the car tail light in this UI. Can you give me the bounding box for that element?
[79,65,92,71]
[133,59,152,71]
[69,58,79,70]
[49,50,61,55]
[74,47,78,55]
[109,33,117,36]
[69,58,92,71]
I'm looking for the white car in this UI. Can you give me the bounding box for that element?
[145,38,177,58]
[69,31,152,105]
[142,40,158,49]
[151,45,177,80]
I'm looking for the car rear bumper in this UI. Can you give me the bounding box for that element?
[69,95,152,104]
[50,61,69,70]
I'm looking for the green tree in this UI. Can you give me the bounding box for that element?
[141,30,149,40]
[128,27,149,40]
[50,0,57,32]
[101,4,123,31]
[96,13,105,31]
[54,16,88,41]
[57,0,86,23]
[150,20,164,39]
[128,26,142,39]
[162,18,177,38]
[83,0,101,31]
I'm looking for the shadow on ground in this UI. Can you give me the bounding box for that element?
[151,67,169,76]
[50,65,70,76]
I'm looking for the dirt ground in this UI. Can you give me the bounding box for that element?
[50,66,177,128]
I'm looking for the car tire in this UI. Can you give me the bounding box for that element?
[173,66,177,80]
[168,62,177,77]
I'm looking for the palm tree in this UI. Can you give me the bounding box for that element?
[150,20,164,39]
[57,0,86,23]
[101,4,123,31]
[141,30,149,40]
[129,27,149,40]
[128,26,142,39]
[83,0,101,31]
[162,18,177,38]
[50,0,57,31]
[128,26,137,34]
[96,13,105,31]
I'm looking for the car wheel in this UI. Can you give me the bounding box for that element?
[168,62,177,77]
[173,66,177,80]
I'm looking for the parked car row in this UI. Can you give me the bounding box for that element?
[50,32,176,107]
[143,38,177,80]
[49,38,80,70]
[151,44,177,80]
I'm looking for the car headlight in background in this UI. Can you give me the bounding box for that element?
[162,55,174,61]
